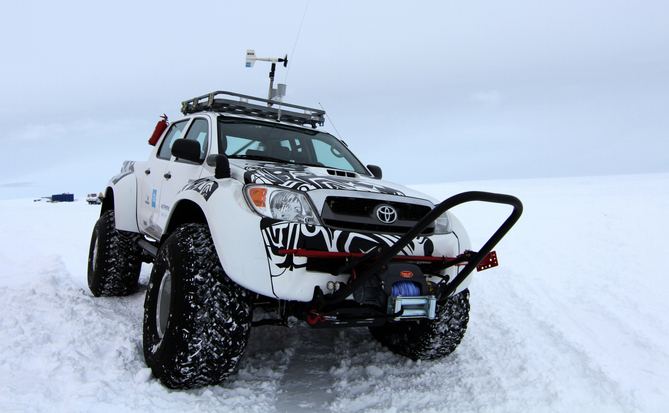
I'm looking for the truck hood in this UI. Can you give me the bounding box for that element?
[229,159,428,199]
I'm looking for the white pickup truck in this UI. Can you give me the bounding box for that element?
[87,90,522,389]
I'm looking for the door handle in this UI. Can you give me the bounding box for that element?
[145,169,151,175]
[164,172,172,179]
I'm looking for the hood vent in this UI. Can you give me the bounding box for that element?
[327,169,357,178]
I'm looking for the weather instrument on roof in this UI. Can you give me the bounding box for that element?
[245,49,288,102]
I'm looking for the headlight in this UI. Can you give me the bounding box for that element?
[245,186,320,225]
[433,211,452,234]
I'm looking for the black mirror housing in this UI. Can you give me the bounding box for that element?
[367,164,382,179]
[206,154,231,179]
[171,139,202,163]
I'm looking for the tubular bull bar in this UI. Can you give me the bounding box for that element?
[284,191,523,309]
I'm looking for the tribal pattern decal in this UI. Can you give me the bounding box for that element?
[180,178,218,201]
[110,161,135,185]
[260,218,434,277]
[243,162,405,196]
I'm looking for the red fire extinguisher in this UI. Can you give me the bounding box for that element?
[148,114,169,146]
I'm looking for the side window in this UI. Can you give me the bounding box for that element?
[180,118,209,162]
[157,121,188,160]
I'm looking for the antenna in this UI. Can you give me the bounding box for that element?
[245,49,288,103]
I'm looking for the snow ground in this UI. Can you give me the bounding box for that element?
[1,173,668,412]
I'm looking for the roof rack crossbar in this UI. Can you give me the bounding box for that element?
[181,91,325,128]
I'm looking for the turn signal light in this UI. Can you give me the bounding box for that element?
[248,187,267,207]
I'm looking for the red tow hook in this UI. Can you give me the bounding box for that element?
[306,310,326,325]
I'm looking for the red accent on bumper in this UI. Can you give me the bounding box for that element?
[278,248,457,262]
[278,248,500,272]
[477,251,498,271]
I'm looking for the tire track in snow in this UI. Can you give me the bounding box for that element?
[269,326,341,412]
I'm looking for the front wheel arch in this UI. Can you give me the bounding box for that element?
[162,199,207,242]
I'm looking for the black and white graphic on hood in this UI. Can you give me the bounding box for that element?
[260,218,434,277]
[180,178,218,201]
[243,162,405,196]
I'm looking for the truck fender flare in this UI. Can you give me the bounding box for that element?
[105,170,139,233]
[166,180,274,298]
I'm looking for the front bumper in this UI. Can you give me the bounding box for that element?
[261,191,523,324]
[261,218,461,301]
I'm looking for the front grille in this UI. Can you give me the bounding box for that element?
[327,197,376,216]
[326,197,431,220]
[321,218,428,234]
[322,196,433,234]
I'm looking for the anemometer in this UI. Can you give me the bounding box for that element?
[245,50,288,102]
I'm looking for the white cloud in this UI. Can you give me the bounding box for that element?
[13,123,69,142]
[469,90,502,104]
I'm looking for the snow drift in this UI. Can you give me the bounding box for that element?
[1,173,667,412]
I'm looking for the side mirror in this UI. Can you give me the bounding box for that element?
[206,154,231,179]
[171,139,202,163]
[367,164,382,179]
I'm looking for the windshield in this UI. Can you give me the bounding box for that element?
[217,118,369,174]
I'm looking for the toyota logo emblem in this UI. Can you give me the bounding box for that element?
[375,205,398,224]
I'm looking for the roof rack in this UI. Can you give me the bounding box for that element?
[181,91,326,128]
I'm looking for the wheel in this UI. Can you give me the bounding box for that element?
[143,223,253,389]
[369,289,470,360]
[87,209,141,297]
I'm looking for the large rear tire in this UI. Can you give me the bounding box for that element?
[143,223,253,389]
[87,209,141,297]
[369,289,470,360]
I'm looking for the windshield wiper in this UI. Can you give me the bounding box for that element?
[229,154,289,163]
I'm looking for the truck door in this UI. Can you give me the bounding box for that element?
[153,117,211,233]
[137,119,189,240]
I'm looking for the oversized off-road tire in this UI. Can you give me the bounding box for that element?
[143,223,253,389]
[369,289,470,360]
[87,209,141,297]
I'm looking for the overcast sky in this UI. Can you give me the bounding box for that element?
[1,0,667,200]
